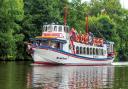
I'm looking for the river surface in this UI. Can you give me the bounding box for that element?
[0,62,128,89]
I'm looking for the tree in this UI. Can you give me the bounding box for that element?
[23,0,66,39]
[0,0,24,60]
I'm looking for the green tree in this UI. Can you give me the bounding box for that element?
[0,0,24,60]
[23,0,66,39]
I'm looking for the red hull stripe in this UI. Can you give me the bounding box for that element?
[33,62,111,66]
[33,62,63,65]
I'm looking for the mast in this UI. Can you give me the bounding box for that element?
[64,7,67,25]
[85,16,88,33]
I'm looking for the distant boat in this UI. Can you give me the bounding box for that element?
[26,22,115,65]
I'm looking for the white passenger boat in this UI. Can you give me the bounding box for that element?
[27,22,115,65]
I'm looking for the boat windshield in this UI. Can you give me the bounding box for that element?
[31,39,63,49]
[41,40,62,49]
[43,25,53,32]
[47,25,53,32]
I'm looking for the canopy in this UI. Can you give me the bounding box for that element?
[30,38,67,43]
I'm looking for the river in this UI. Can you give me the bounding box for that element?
[0,62,128,89]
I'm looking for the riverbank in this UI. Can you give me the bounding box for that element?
[112,62,128,66]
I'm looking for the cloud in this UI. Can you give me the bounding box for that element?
[120,0,128,9]
[69,0,128,9]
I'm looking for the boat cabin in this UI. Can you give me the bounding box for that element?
[30,24,70,50]
[30,37,67,50]
[42,24,70,39]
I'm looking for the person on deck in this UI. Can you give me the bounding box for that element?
[70,27,77,41]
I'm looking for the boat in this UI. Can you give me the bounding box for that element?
[27,23,115,65]
[26,9,115,65]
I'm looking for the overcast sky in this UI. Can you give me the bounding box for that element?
[120,0,128,9]
[69,0,128,9]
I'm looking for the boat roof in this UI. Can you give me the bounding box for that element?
[30,38,67,43]
[43,23,69,27]
[106,41,114,44]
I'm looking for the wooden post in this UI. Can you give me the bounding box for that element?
[64,7,67,25]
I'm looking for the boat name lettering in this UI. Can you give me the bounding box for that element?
[56,57,67,60]
[43,33,63,37]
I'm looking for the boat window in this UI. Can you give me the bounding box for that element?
[40,40,49,46]
[99,49,102,55]
[58,26,62,32]
[47,25,52,32]
[107,45,110,53]
[101,49,103,55]
[96,48,98,55]
[64,27,66,32]
[85,47,87,54]
[83,47,86,54]
[76,46,79,54]
[87,47,89,55]
[93,48,95,55]
[64,26,68,33]
[104,50,106,55]
[80,47,82,54]
[99,49,101,55]
[33,41,39,46]
[50,42,56,48]
[90,48,92,55]
[54,26,57,31]
[43,26,47,32]
[43,26,45,32]
[56,43,60,49]
[67,27,69,32]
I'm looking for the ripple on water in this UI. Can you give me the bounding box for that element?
[0,62,128,89]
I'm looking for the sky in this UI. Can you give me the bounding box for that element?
[120,0,128,9]
[69,0,128,9]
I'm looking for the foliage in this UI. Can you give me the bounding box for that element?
[0,0,24,60]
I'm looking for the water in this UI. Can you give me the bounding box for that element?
[0,62,128,89]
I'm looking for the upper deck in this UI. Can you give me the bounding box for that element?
[42,24,70,40]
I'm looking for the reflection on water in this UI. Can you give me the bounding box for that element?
[27,66,114,89]
[0,62,31,89]
[0,62,128,89]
